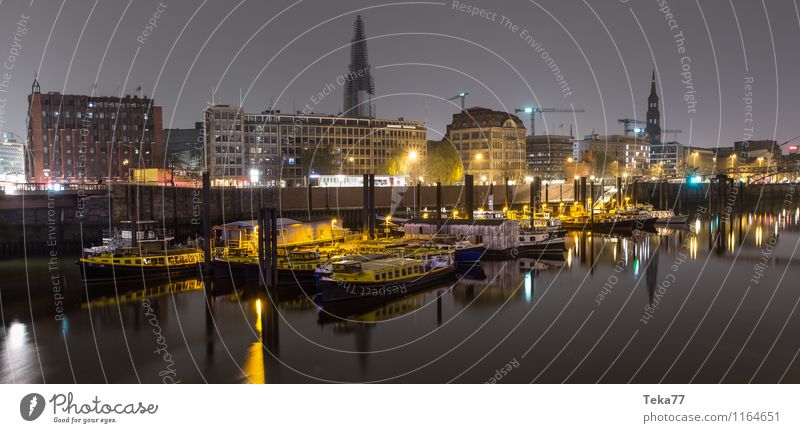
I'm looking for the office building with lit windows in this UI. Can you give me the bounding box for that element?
[204,105,426,187]
[445,107,526,185]
[26,79,164,183]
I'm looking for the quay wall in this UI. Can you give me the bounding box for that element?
[1,181,796,257]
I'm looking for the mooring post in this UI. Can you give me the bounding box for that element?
[436,182,442,227]
[307,176,313,219]
[544,181,549,206]
[708,180,713,216]
[172,183,179,239]
[125,183,132,222]
[573,177,579,203]
[739,181,744,216]
[258,207,278,290]
[202,171,212,275]
[616,176,622,209]
[580,176,588,212]
[269,208,278,289]
[362,174,369,238]
[589,180,595,227]
[368,174,376,239]
[465,174,474,220]
[531,176,541,214]
[415,181,421,217]
[504,176,510,210]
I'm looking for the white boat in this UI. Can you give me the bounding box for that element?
[517,230,565,252]
[648,210,689,224]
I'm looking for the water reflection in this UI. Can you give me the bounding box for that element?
[0,209,798,383]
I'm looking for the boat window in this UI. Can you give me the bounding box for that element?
[394,269,399,278]
[135,259,141,265]
[333,263,361,273]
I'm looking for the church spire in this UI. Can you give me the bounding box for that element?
[645,69,661,145]
[343,15,375,118]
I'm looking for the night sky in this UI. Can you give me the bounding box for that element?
[1,0,798,148]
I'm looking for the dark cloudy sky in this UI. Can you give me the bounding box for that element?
[1,0,799,148]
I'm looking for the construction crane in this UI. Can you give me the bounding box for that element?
[617,118,682,141]
[448,92,468,111]
[514,106,585,137]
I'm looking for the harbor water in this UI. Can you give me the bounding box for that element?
[1,211,799,383]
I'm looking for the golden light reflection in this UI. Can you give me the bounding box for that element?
[690,236,697,259]
[243,298,265,384]
[567,248,573,267]
[755,226,762,247]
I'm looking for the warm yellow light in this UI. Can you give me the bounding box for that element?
[331,219,337,225]
[590,175,595,181]
[453,209,459,217]
[348,156,354,162]
[503,206,509,212]
[567,157,573,163]
[523,205,529,210]
[418,176,424,182]
[423,212,429,219]
[123,159,130,166]
[386,215,392,222]
[255,299,262,317]
[573,175,579,180]
[408,150,418,161]
[622,172,628,178]
[475,153,483,161]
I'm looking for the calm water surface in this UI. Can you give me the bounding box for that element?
[1,211,799,383]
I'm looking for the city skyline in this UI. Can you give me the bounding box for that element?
[0,0,798,149]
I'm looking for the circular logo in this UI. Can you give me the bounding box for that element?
[19,393,45,421]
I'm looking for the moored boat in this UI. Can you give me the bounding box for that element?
[77,221,203,282]
[317,254,456,303]
[648,210,689,224]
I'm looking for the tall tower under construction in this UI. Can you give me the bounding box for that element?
[343,15,375,118]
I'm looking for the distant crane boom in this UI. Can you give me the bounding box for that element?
[515,106,585,136]
[447,92,468,111]
[617,118,682,139]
